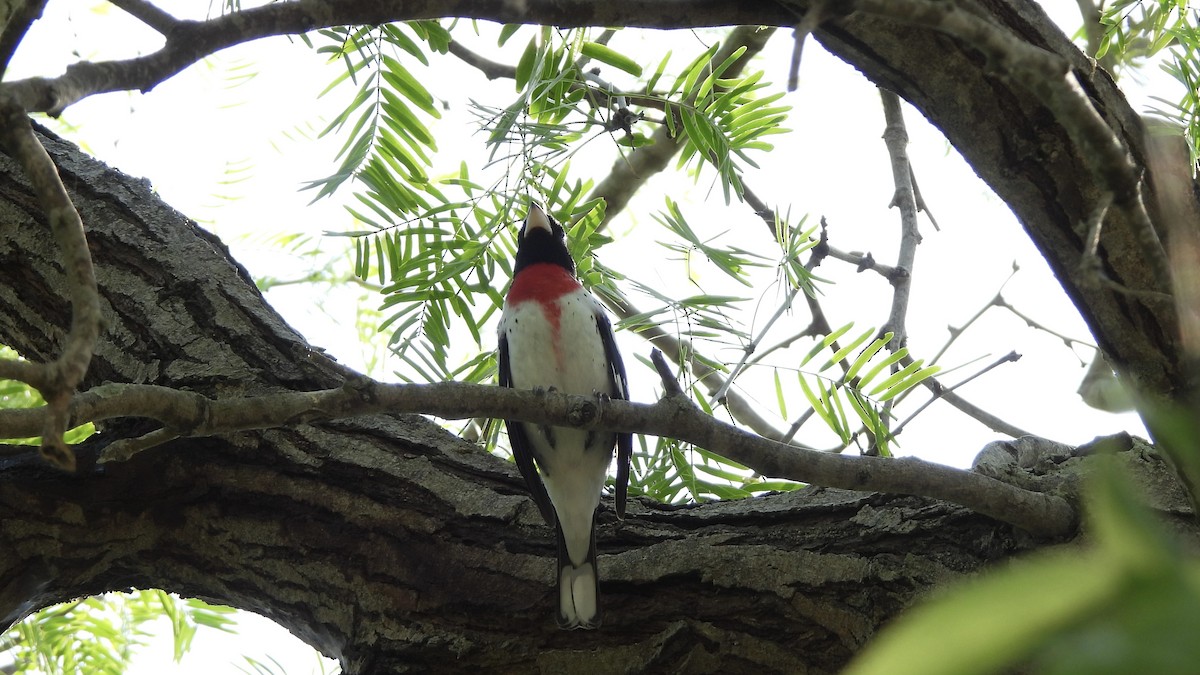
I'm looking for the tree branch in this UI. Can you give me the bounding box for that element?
[0,377,1075,536]
[878,88,921,349]
[0,2,794,117]
[0,97,100,469]
[0,0,47,76]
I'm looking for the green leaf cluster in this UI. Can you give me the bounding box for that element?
[1098,0,1200,164]
[631,419,801,504]
[795,325,939,455]
[663,44,791,202]
[1,591,236,674]
[654,197,770,288]
[306,23,447,207]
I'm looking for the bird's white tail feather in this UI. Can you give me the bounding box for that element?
[558,561,599,629]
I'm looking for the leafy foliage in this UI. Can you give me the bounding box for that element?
[795,326,938,456]
[1098,0,1200,164]
[0,591,236,674]
[846,441,1200,675]
[664,45,791,201]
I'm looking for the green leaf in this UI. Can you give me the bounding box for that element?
[798,375,837,435]
[580,41,643,76]
[515,37,538,90]
[858,348,908,388]
[844,550,1122,675]
[868,359,927,398]
[673,42,720,97]
[773,368,788,419]
[646,50,672,92]
[845,334,893,381]
[801,322,855,366]
[498,23,522,46]
[696,46,747,100]
[821,326,876,373]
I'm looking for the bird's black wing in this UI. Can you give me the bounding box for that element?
[596,310,633,520]
[498,333,557,527]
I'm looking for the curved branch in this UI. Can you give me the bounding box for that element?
[0,98,100,469]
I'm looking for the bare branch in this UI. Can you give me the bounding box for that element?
[601,288,807,447]
[0,377,1076,536]
[0,0,48,75]
[710,286,800,405]
[787,1,827,91]
[878,88,921,349]
[893,351,1023,437]
[912,364,1035,439]
[446,40,514,81]
[909,161,940,232]
[0,2,795,118]
[650,348,683,397]
[0,96,101,469]
[743,185,899,280]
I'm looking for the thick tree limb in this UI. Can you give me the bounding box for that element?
[108,0,179,36]
[0,0,46,75]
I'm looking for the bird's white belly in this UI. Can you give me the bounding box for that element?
[501,293,616,564]
[501,294,613,398]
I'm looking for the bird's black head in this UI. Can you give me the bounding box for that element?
[513,203,576,276]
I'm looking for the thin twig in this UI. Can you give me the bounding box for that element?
[787,1,826,91]
[710,286,800,404]
[878,88,921,350]
[599,287,808,447]
[911,362,1034,439]
[742,185,900,281]
[892,351,1022,437]
[651,349,683,397]
[931,266,1019,366]
[446,40,514,80]
[909,162,940,232]
[856,0,1171,296]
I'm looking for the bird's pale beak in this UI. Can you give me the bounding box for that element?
[526,202,552,234]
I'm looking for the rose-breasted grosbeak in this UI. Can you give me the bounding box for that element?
[497,202,632,629]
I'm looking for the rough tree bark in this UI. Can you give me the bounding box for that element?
[816,2,1183,400]
[0,0,1195,672]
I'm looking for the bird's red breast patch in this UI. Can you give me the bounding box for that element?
[507,262,584,370]
[507,263,581,309]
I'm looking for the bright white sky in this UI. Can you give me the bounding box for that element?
[3,0,1164,671]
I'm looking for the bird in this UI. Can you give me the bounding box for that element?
[497,201,632,629]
